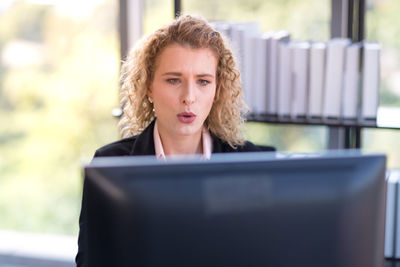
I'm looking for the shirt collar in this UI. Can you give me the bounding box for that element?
[153,120,213,160]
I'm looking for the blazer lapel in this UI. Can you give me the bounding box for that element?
[130,120,156,156]
[211,132,233,153]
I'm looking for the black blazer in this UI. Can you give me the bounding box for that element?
[76,120,275,266]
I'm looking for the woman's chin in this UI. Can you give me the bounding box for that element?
[174,124,202,137]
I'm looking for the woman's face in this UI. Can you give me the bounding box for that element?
[149,43,217,139]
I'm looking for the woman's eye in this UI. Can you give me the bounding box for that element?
[198,79,211,86]
[166,78,180,85]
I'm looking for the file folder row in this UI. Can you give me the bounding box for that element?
[385,170,400,259]
[211,21,381,123]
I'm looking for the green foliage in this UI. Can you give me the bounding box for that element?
[366,0,400,106]
[380,86,400,107]
[363,128,400,169]
[0,1,119,235]
[183,0,330,41]
[0,2,47,43]
[143,0,174,34]
[246,122,326,152]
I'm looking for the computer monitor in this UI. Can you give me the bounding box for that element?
[84,151,386,267]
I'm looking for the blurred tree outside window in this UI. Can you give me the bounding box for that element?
[143,0,174,34]
[0,0,119,236]
[366,0,400,107]
[362,0,400,169]
[182,0,329,41]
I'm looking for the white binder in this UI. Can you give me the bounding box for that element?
[385,171,399,258]
[230,22,260,112]
[267,31,290,116]
[291,41,310,119]
[308,42,326,119]
[323,38,351,119]
[343,43,361,120]
[361,42,380,121]
[252,33,271,114]
[277,41,292,118]
[393,170,400,259]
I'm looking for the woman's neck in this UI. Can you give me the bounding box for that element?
[157,125,203,156]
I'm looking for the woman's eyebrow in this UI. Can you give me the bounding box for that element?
[161,72,182,76]
[197,74,214,78]
[161,72,215,78]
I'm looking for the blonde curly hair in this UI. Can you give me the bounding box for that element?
[119,14,247,148]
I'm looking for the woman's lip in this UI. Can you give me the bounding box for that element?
[177,112,196,123]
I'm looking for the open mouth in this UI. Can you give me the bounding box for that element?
[177,112,196,123]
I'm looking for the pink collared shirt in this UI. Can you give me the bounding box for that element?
[153,120,213,160]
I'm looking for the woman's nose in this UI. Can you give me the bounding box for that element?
[182,80,196,105]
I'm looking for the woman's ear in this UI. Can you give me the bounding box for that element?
[147,87,153,98]
[213,85,220,102]
[147,87,153,103]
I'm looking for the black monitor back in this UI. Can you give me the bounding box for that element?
[84,152,386,267]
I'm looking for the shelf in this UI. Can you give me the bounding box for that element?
[112,107,400,130]
[376,107,400,129]
[247,107,400,130]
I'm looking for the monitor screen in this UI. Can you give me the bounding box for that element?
[83,151,386,267]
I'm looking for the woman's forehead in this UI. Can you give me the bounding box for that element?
[154,43,218,74]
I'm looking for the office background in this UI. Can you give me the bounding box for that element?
[0,0,399,265]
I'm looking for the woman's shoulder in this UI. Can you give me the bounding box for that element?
[241,141,276,152]
[234,141,276,153]
[213,136,275,153]
[94,136,138,157]
[94,121,156,158]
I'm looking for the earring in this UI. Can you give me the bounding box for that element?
[148,96,155,115]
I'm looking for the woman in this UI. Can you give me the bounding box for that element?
[76,14,274,266]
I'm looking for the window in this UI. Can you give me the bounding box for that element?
[366,0,400,107]
[0,0,119,235]
[143,0,174,34]
[362,0,400,169]
[182,0,330,41]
